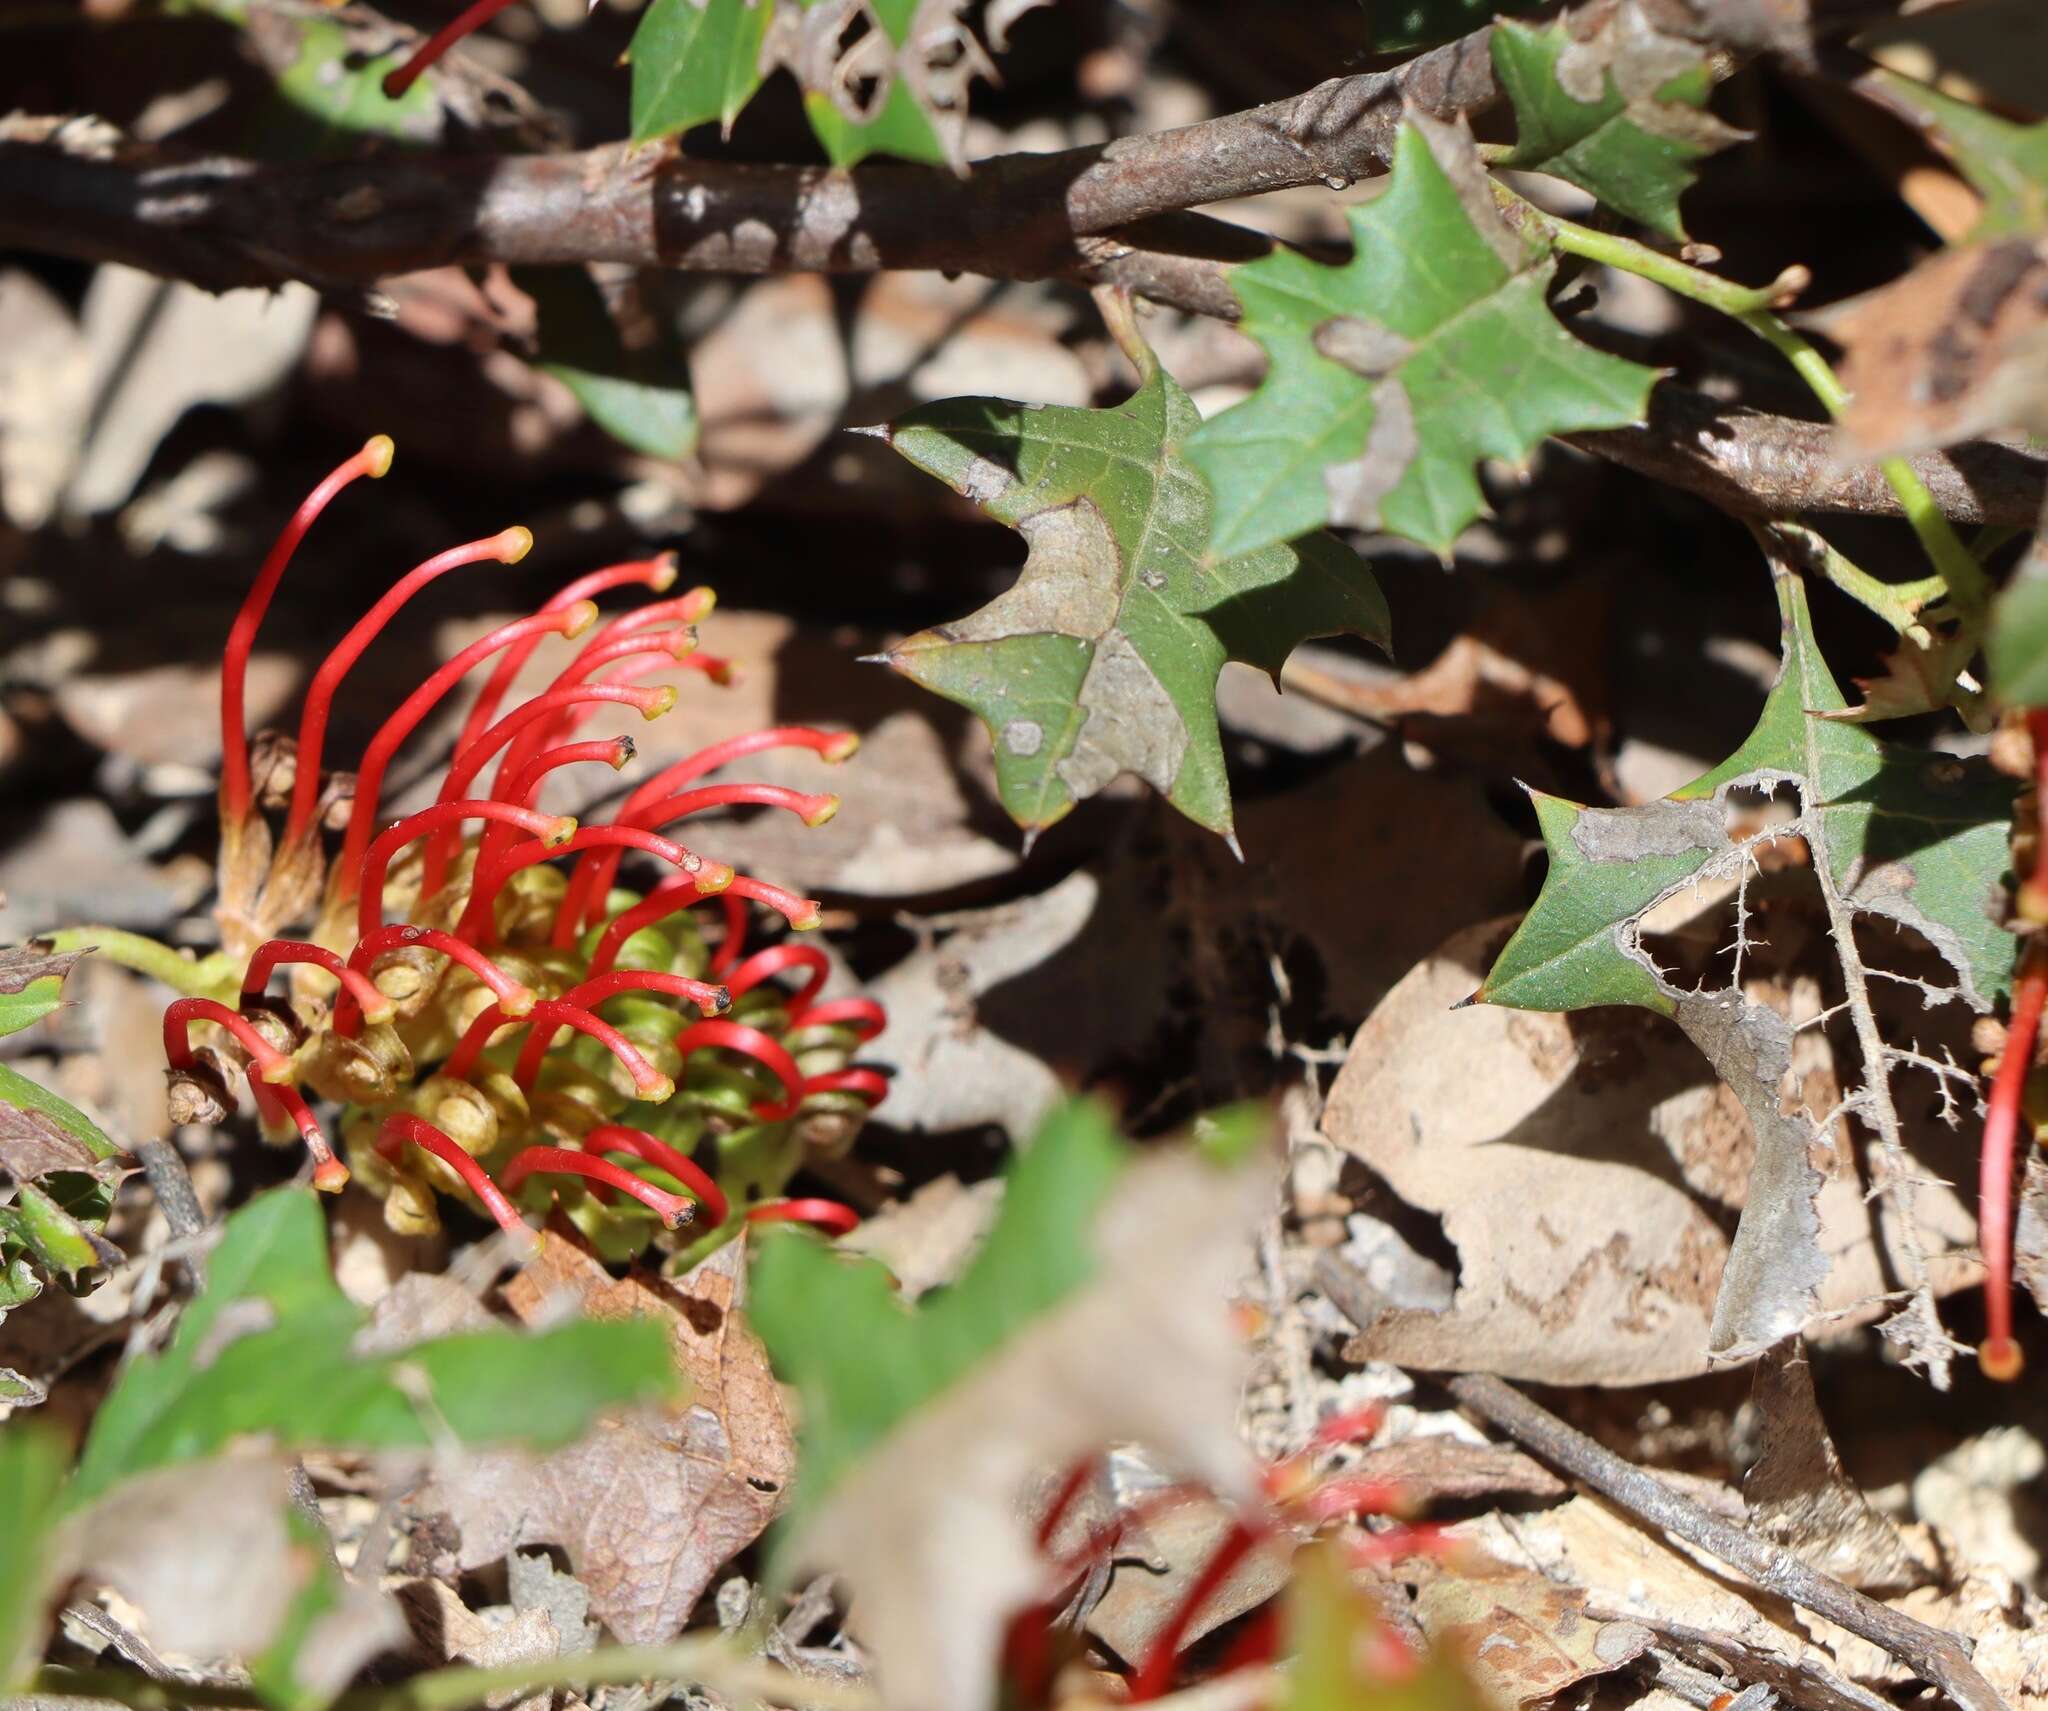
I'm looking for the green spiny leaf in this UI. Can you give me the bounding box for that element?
[1482,568,2016,1015]
[1188,116,1656,559]
[879,355,1388,835]
[1868,69,2048,241]
[0,1064,121,1183]
[627,0,774,145]
[70,1187,678,1505]
[1490,17,1740,239]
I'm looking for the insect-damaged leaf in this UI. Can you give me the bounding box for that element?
[876,351,1387,837]
[1479,561,2014,1363]
[1187,115,1655,561]
[627,0,1023,167]
[1490,17,1742,240]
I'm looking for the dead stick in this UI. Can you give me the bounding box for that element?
[1445,1373,2008,1711]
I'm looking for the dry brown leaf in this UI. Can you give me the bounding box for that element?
[1083,1491,1295,1670]
[67,1453,402,1689]
[1408,1553,1652,1707]
[1743,1342,1924,1593]
[838,1175,1003,1300]
[778,1142,1275,1711]
[1836,235,2048,454]
[414,1232,794,1644]
[1321,917,1977,1385]
[1340,1438,1565,1506]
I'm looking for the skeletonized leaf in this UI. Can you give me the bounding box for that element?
[1490,17,1741,239]
[751,1100,1273,1711]
[877,354,1388,836]
[1479,562,2014,1363]
[1188,116,1655,559]
[627,0,773,145]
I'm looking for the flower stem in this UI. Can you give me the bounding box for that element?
[41,927,239,1001]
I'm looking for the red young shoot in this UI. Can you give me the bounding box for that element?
[381,0,521,97]
[1979,707,2048,1382]
[501,1144,696,1227]
[377,1113,534,1248]
[446,998,674,1100]
[284,526,533,847]
[337,925,537,1036]
[512,969,729,1085]
[242,939,394,1026]
[220,436,392,824]
[1981,943,2046,1382]
[455,555,676,755]
[358,800,576,941]
[745,1198,861,1235]
[673,1018,804,1119]
[335,604,597,888]
[585,1124,730,1226]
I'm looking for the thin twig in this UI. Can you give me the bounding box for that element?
[1445,1374,2008,1711]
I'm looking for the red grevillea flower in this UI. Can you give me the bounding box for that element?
[165,437,889,1260]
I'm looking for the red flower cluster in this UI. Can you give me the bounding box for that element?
[165,437,887,1256]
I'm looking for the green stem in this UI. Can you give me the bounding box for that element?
[1736,312,1992,620]
[1775,522,1944,637]
[33,1641,878,1711]
[38,928,239,1002]
[1533,204,1995,622]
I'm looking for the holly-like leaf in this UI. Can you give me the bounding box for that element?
[1866,69,2048,242]
[0,944,82,1039]
[751,1099,1272,1711]
[1479,558,2014,1366]
[1490,17,1741,239]
[1188,115,1656,560]
[524,267,699,461]
[875,355,1388,836]
[70,1186,678,1504]
[627,0,773,146]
